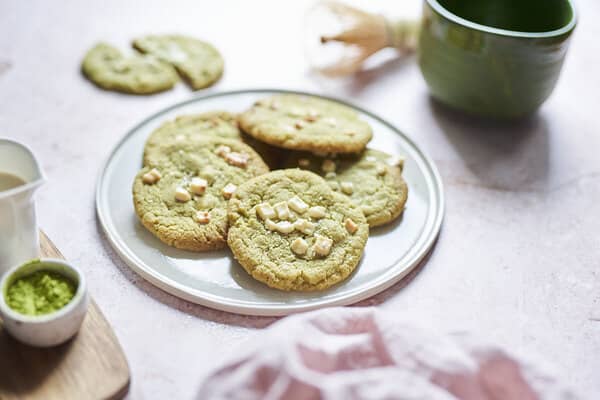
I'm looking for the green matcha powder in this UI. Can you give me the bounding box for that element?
[6,271,76,316]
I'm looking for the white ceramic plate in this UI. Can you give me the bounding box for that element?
[96,89,444,316]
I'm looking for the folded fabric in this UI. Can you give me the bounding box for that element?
[197,307,580,400]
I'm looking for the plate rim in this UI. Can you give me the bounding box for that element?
[95,88,445,316]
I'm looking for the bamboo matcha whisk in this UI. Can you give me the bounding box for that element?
[305,0,420,76]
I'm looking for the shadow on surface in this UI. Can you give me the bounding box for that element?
[0,330,69,397]
[96,219,278,329]
[99,213,438,328]
[308,53,415,96]
[353,231,439,307]
[429,97,550,192]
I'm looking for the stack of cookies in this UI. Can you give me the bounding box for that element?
[132,94,408,291]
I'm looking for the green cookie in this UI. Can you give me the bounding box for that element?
[133,34,224,90]
[227,169,369,291]
[283,149,408,227]
[143,111,241,166]
[133,137,269,251]
[82,43,178,94]
[238,94,373,153]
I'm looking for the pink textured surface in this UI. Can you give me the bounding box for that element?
[1,0,599,398]
[198,307,578,399]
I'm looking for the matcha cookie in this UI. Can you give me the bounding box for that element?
[133,138,269,251]
[283,149,408,227]
[82,43,178,94]
[133,34,224,90]
[227,169,369,291]
[238,94,373,153]
[143,111,241,166]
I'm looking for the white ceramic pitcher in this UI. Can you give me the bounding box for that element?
[0,138,45,275]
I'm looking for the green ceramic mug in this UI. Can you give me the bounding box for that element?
[418,0,577,119]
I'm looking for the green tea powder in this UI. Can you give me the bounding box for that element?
[6,270,76,316]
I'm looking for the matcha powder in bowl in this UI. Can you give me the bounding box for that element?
[6,270,77,316]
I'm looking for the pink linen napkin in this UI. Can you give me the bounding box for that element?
[197,307,580,400]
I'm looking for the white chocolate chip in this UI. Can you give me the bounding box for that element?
[274,201,291,220]
[142,168,162,184]
[345,218,358,234]
[324,171,336,180]
[222,183,237,199]
[256,203,276,220]
[340,181,354,194]
[224,152,249,168]
[298,158,310,167]
[142,173,156,184]
[275,221,295,234]
[376,163,387,176]
[194,211,210,224]
[294,218,316,235]
[174,187,191,202]
[321,159,336,173]
[307,206,326,219]
[215,145,231,156]
[190,177,208,195]
[288,196,308,214]
[265,219,278,231]
[314,235,333,256]
[291,238,308,255]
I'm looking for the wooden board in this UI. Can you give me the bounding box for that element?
[0,231,130,400]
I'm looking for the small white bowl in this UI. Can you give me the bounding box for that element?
[0,258,89,347]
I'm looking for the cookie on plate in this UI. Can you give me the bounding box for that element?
[82,43,178,94]
[143,111,241,166]
[133,138,269,251]
[283,149,408,227]
[227,169,369,291]
[238,94,373,153]
[133,34,224,90]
